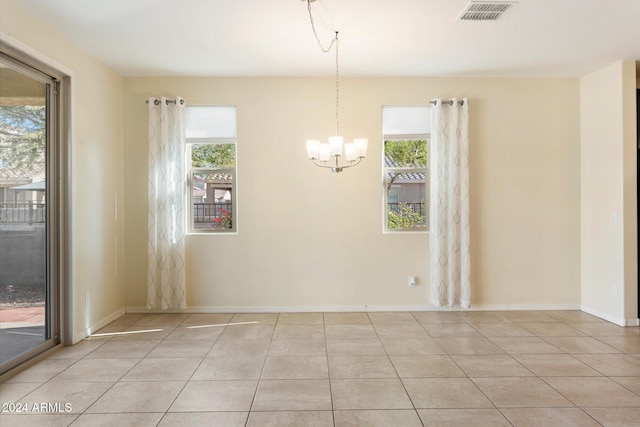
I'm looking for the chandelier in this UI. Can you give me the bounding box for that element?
[302,0,368,173]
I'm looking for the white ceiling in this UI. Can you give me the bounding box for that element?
[10,0,640,77]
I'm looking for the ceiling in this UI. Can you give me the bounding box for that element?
[10,0,640,77]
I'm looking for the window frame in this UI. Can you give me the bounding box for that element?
[382,133,430,233]
[185,107,238,234]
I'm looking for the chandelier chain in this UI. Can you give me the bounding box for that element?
[305,0,340,135]
[335,32,339,135]
[306,0,336,53]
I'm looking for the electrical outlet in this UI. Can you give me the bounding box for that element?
[408,276,417,287]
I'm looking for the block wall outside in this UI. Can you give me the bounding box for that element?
[0,225,45,287]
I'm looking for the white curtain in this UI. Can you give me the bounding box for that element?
[429,98,470,308]
[147,97,187,309]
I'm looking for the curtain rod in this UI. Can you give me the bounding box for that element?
[145,98,185,105]
[430,99,465,106]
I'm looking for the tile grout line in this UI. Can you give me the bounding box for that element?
[322,312,337,427]
[53,316,159,418]
[152,313,229,427]
[244,312,279,426]
[371,312,422,423]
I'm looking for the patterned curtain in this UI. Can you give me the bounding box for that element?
[429,98,470,308]
[147,97,187,309]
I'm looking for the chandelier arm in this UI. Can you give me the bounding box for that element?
[311,160,335,169]
[334,158,362,173]
[311,157,362,173]
[342,157,362,169]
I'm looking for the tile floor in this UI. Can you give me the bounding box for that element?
[1,310,639,426]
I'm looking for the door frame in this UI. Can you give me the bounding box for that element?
[0,41,71,375]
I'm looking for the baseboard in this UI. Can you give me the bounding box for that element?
[462,304,581,311]
[580,305,629,327]
[126,303,581,314]
[73,307,126,343]
[127,305,434,313]
[625,318,640,327]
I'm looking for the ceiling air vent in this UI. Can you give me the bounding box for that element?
[457,1,515,21]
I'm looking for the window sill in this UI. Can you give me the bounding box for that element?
[187,231,238,236]
[383,229,429,235]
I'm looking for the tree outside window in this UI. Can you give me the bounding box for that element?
[384,139,428,231]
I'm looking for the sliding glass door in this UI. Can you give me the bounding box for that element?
[0,49,63,374]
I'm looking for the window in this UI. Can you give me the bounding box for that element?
[186,106,237,232]
[382,106,430,232]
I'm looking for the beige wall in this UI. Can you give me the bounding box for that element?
[124,76,581,311]
[1,0,592,320]
[1,0,126,340]
[580,60,638,324]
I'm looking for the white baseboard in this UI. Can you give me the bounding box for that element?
[461,304,581,311]
[73,307,126,343]
[126,303,581,314]
[625,318,640,327]
[580,305,631,327]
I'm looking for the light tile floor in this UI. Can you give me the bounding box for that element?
[1,310,639,426]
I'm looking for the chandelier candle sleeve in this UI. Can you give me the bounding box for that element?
[329,136,344,157]
[318,144,331,162]
[306,140,320,160]
[344,143,356,161]
[354,138,368,158]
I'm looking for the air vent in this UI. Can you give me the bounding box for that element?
[458,1,515,21]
